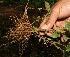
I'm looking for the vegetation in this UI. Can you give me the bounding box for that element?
[0,0,70,57]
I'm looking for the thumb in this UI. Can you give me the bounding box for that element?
[45,11,59,29]
[39,11,59,35]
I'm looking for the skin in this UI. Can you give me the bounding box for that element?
[39,0,70,42]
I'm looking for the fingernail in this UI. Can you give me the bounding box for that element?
[41,24,48,29]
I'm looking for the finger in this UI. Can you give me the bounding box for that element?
[47,31,53,36]
[61,37,67,42]
[45,17,70,36]
[56,21,65,28]
[39,11,59,35]
[45,11,59,29]
[56,17,70,28]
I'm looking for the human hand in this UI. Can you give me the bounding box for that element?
[39,0,70,33]
[39,0,70,42]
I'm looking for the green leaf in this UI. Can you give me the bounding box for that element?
[66,22,70,31]
[45,1,50,11]
[66,42,70,52]
[63,35,69,41]
[51,32,59,38]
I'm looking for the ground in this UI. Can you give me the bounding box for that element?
[0,3,63,57]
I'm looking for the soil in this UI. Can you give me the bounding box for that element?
[0,4,25,18]
[0,3,63,57]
